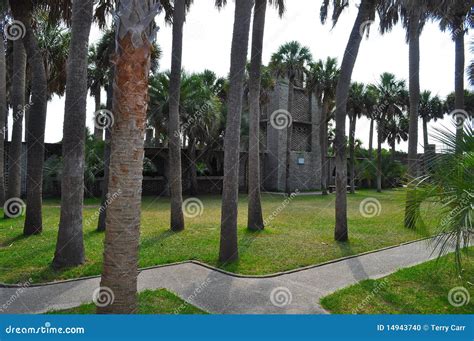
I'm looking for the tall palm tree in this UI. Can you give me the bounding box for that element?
[9,0,49,235]
[168,0,187,231]
[364,85,378,188]
[218,0,254,263]
[247,0,285,231]
[372,72,407,192]
[434,0,471,146]
[270,41,313,194]
[88,45,106,140]
[98,0,162,314]
[0,8,6,206]
[347,82,366,194]
[307,57,339,195]
[52,0,94,269]
[384,114,409,161]
[5,39,25,209]
[379,0,434,227]
[419,90,444,148]
[320,0,378,241]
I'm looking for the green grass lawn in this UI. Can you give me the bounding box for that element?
[320,249,474,314]
[0,189,436,284]
[48,289,207,314]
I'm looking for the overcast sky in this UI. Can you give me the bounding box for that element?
[29,0,473,152]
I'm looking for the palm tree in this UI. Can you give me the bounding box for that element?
[347,82,366,194]
[98,0,162,314]
[419,90,444,149]
[320,0,378,241]
[9,0,49,235]
[52,0,94,269]
[0,1,7,206]
[372,72,407,192]
[407,122,472,274]
[5,39,25,210]
[168,0,186,231]
[385,114,409,161]
[434,0,471,146]
[270,41,313,194]
[247,0,285,231]
[218,0,254,263]
[88,45,106,140]
[363,85,378,188]
[379,0,436,227]
[307,57,339,195]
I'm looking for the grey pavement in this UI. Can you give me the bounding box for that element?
[0,238,449,314]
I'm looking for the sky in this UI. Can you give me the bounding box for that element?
[24,0,473,152]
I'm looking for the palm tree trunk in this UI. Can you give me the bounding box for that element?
[6,40,26,205]
[97,81,113,232]
[10,1,49,235]
[168,0,185,231]
[0,25,7,206]
[247,0,266,231]
[454,27,465,149]
[367,118,374,188]
[98,1,159,314]
[285,79,294,195]
[93,89,103,140]
[188,137,198,196]
[348,115,357,194]
[320,100,329,195]
[377,124,382,193]
[405,9,421,229]
[333,0,374,241]
[390,140,395,162]
[53,0,93,267]
[422,116,428,148]
[219,0,253,263]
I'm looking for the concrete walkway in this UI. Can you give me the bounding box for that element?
[0,238,447,314]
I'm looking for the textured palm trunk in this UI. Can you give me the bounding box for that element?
[348,115,357,194]
[98,0,158,313]
[10,2,48,235]
[6,40,26,205]
[219,0,253,263]
[376,128,382,193]
[187,137,198,196]
[404,10,421,229]
[97,82,113,232]
[247,0,266,231]
[53,0,93,268]
[390,140,395,162]
[422,116,428,148]
[333,0,373,241]
[0,30,5,205]
[168,0,185,231]
[93,89,103,140]
[367,118,374,188]
[454,26,465,149]
[320,100,329,195]
[285,79,294,195]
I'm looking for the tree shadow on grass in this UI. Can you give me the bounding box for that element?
[336,241,369,282]
[140,230,178,249]
[0,234,29,248]
[218,229,263,273]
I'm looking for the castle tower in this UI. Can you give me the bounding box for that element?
[261,79,321,192]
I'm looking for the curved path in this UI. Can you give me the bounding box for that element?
[0,238,449,314]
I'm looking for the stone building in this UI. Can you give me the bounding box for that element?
[261,79,321,192]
